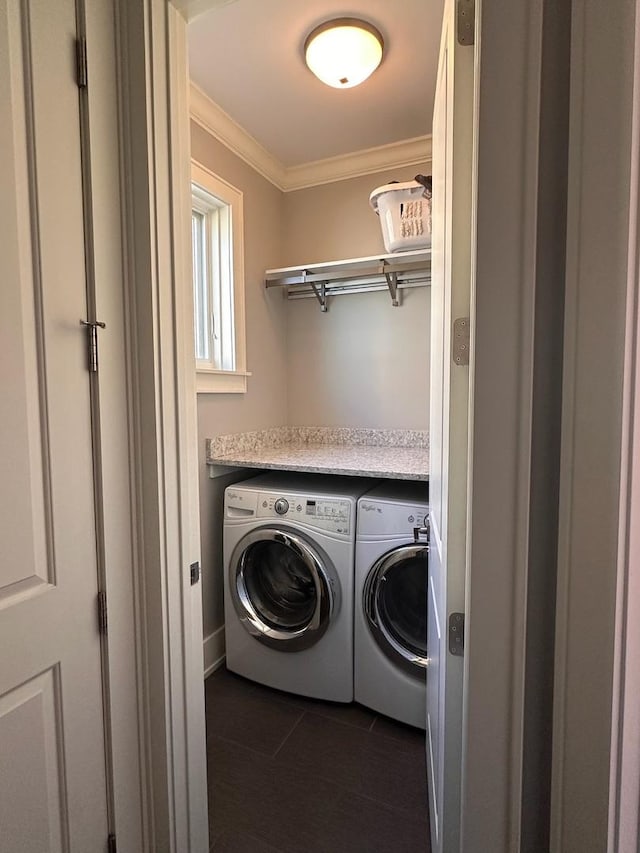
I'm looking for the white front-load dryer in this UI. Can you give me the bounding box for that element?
[223,472,373,702]
[355,481,429,728]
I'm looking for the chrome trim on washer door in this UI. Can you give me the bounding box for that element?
[363,543,429,677]
[229,527,336,652]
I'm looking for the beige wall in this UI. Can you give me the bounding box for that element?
[191,126,431,642]
[191,123,288,435]
[286,289,430,429]
[282,163,431,429]
[191,122,287,642]
[282,165,429,264]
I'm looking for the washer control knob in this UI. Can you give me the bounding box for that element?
[274,498,289,515]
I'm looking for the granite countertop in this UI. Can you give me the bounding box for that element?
[206,428,429,481]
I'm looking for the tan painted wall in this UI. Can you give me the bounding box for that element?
[191,126,431,642]
[191,123,288,435]
[282,163,431,429]
[282,165,429,263]
[191,122,287,641]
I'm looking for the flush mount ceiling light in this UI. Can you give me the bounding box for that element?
[304,18,384,89]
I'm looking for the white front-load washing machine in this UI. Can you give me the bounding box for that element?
[355,481,429,728]
[223,473,373,702]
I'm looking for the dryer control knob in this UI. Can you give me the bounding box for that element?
[274,498,289,515]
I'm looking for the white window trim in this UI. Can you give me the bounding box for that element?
[191,160,249,393]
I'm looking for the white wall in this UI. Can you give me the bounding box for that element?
[282,164,431,430]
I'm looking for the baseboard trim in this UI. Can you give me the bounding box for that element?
[203,626,225,679]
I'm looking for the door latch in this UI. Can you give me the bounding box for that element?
[448,612,465,656]
[453,317,470,366]
[414,525,430,544]
[457,0,475,45]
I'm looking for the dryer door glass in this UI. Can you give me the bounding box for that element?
[231,528,334,652]
[364,543,428,676]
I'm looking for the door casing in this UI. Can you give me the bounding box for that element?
[95,1,640,851]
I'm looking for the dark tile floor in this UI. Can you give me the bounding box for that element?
[205,666,431,853]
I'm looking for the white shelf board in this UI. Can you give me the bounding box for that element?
[265,247,431,278]
[264,248,431,309]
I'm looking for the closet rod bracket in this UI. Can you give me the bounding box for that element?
[382,264,400,307]
[308,275,328,312]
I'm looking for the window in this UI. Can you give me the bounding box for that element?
[191,161,248,393]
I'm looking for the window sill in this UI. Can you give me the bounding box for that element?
[196,369,251,394]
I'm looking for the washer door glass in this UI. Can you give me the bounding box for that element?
[364,543,428,677]
[244,539,317,630]
[231,528,334,652]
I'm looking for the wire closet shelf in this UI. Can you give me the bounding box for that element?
[264,248,431,312]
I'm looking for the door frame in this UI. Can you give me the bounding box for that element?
[462,1,566,849]
[82,2,149,848]
[608,14,640,839]
[103,1,640,851]
[609,4,640,847]
[97,1,207,851]
[121,0,564,850]
[155,1,564,850]
[551,1,640,851]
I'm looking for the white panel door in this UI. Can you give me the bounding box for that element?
[428,1,474,851]
[0,1,109,851]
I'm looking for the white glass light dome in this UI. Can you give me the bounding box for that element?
[304,18,384,89]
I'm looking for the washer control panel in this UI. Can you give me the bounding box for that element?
[274,498,289,515]
[258,493,352,534]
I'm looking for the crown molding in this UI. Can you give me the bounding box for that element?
[189,83,287,189]
[174,0,239,24]
[189,82,432,192]
[284,136,432,191]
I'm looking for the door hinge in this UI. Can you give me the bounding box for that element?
[190,561,201,585]
[449,613,465,656]
[453,317,470,365]
[107,834,117,853]
[76,37,88,88]
[457,0,475,45]
[98,591,108,635]
[80,320,106,373]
